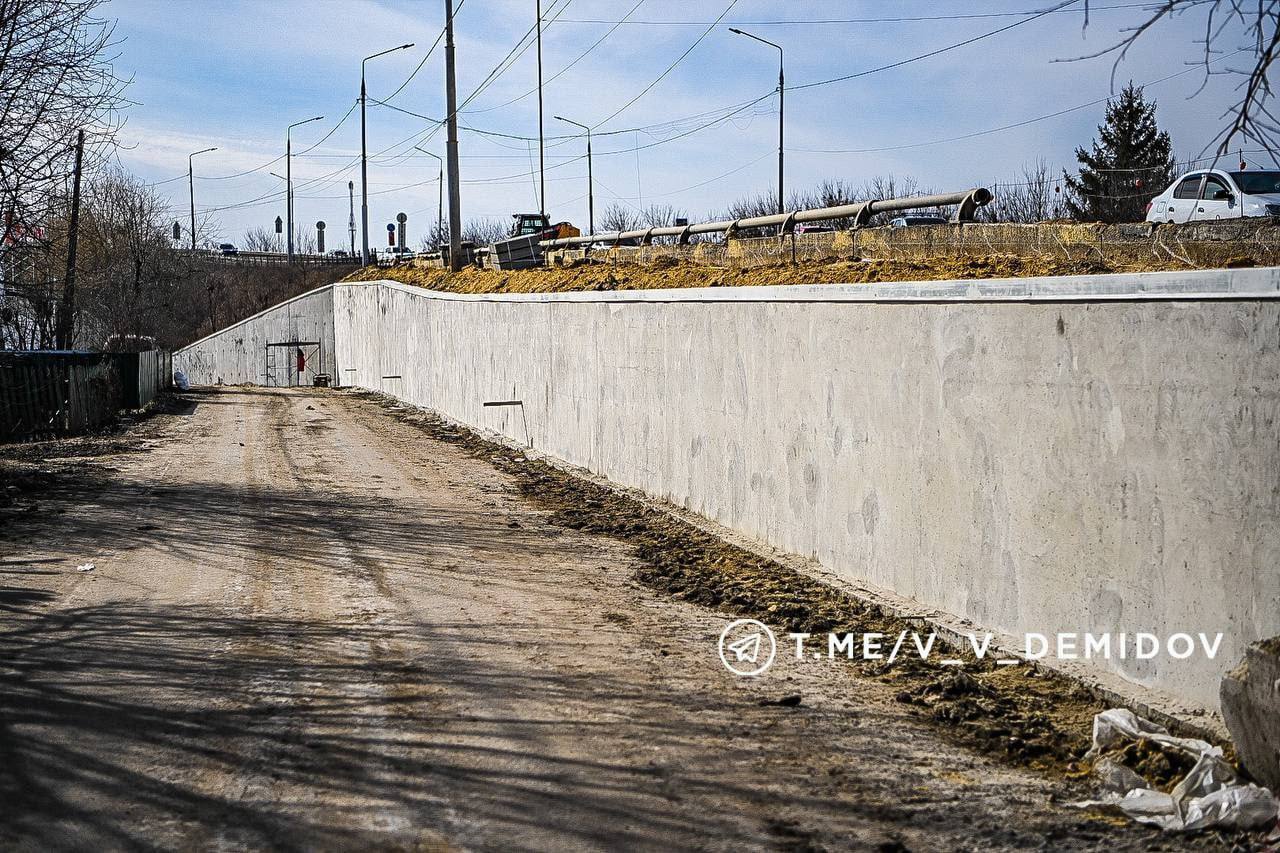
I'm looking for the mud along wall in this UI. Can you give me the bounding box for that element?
[177,287,336,386]
[330,272,1280,713]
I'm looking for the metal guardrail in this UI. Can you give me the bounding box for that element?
[541,188,993,249]
[176,249,359,267]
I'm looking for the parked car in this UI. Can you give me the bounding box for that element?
[1146,169,1280,223]
[328,249,349,258]
[889,215,948,228]
[218,243,238,255]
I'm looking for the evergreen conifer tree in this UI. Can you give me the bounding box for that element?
[1064,83,1176,223]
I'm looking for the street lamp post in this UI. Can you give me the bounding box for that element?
[287,116,324,262]
[348,181,356,257]
[413,146,444,249]
[270,172,289,252]
[361,43,414,267]
[188,147,217,252]
[729,27,784,216]
[553,115,592,236]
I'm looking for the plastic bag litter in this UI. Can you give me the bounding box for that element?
[1073,708,1280,832]
[173,370,190,391]
[76,562,94,572]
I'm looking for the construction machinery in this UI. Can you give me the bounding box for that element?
[490,213,578,270]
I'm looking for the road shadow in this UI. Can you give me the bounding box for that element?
[0,598,933,851]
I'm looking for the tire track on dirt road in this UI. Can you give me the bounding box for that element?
[1,387,1224,851]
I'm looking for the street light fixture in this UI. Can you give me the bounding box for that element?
[287,115,324,262]
[188,146,217,252]
[729,27,784,217]
[413,146,445,250]
[553,115,593,237]
[361,43,414,266]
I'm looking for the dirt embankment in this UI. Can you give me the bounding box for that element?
[343,253,1177,294]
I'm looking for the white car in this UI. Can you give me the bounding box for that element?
[1146,169,1280,223]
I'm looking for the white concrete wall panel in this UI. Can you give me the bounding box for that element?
[176,287,335,386]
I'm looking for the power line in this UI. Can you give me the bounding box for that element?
[198,91,773,216]
[791,49,1249,155]
[590,0,740,130]
[369,90,774,144]
[295,100,358,155]
[143,101,359,189]
[380,2,461,104]
[362,0,574,167]
[458,0,574,112]
[786,0,1080,93]
[464,0,647,114]
[555,2,1155,26]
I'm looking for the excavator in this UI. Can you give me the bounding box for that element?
[489,213,579,270]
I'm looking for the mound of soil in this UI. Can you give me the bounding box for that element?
[345,252,1187,295]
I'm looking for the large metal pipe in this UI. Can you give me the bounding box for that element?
[541,187,992,249]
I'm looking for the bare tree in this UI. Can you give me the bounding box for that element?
[0,0,128,235]
[598,203,642,233]
[1077,1,1280,156]
[77,167,180,345]
[984,160,1068,223]
[638,204,686,228]
[461,217,509,246]
[294,229,318,256]
[242,227,282,253]
[419,222,448,251]
[723,191,777,221]
[0,0,128,349]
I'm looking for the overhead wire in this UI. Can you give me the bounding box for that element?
[464,0,647,114]
[175,0,1187,228]
[380,0,461,104]
[556,2,1158,26]
[791,49,1249,155]
[590,0,740,130]
[785,0,1081,93]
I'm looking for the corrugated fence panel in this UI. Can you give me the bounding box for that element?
[0,349,169,441]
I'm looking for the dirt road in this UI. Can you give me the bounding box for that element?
[0,388,1203,851]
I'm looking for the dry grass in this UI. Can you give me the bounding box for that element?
[344,252,1194,294]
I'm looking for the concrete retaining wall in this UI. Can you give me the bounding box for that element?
[178,287,335,386]
[178,269,1280,714]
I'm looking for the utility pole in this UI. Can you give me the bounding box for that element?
[536,0,546,222]
[55,129,84,350]
[414,146,445,247]
[188,146,217,252]
[362,44,414,267]
[360,66,368,265]
[287,116,324,262]
[444,0,463,272]
[554,116,592,235]
[348,181,356,256]
[729,28,784,216]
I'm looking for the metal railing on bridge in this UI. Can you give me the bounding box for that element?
[541,188,993,249]
[177,249,360,267]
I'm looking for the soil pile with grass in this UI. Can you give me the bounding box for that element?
[344,253,1163,294]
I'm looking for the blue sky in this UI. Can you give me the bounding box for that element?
[111,0,1258,245]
